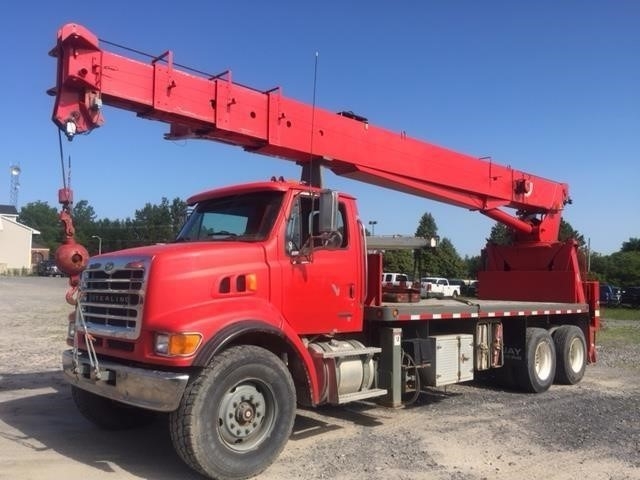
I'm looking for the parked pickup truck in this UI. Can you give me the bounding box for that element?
[382,272,413,288]
[420,277,461,299]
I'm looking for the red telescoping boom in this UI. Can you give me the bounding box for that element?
[50,23,590,304]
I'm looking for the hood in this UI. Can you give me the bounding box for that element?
[89,241,270,327]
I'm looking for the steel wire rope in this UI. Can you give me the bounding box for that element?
[58,130,101,375]
[99,38,263,92]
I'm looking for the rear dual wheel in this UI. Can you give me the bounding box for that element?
[553,325,587,385]
[518,326,587,393]
[518,328,556,393]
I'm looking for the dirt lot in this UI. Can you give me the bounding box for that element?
[1,276,639,480]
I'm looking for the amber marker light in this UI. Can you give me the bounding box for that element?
[155,332,202,356]
[246,273,258,291]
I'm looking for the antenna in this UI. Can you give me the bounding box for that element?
[311,51,319,147]
[9,164,21,207]
[301,51,323,188]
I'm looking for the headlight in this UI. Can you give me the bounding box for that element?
[67,311,78,339]
[67,320,76,339]
[154,332,202,356]
[155,333,170,355]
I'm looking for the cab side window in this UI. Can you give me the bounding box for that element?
[285,193,348,255]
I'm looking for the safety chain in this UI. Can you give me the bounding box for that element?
[72,307,101,380]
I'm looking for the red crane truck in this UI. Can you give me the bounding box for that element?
[50,23,599,480]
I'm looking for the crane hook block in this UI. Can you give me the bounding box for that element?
[59,187,73,205]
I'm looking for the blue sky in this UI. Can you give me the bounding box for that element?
[2,1,638,257]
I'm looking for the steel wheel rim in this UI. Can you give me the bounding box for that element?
[218,380,277,452]
[568,337,585,373]
[534,341,553,381]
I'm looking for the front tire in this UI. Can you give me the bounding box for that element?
[169,345,296,480]
[71,386,157,430]
[553,326,587,385]
[518,328,556,393]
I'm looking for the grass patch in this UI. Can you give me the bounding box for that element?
[599,324,640,346]
[600,307,640,321]
[598,309,640,347]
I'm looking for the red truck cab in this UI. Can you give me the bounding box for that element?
[67,179,364,407]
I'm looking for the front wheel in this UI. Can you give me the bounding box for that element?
[518,328,556,393]
[553,325,587,385]
[169,345,296,480]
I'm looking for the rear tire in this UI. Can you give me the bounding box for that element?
[518,328,556,393]
[71,386,157,430]
[553,326,587,385]
[169,345,296,480]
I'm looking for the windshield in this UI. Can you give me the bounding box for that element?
[176,191,284,242]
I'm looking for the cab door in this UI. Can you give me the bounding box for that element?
[279,192,363,334]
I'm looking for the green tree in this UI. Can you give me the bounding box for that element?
[413,213,439,277]
[488,218,584,246]
[435,238,466,278]
[16,196,187,257]
[411,212,465,278]
[134,197,175,245]
[72,200,98,247]
[559,219,585,246]
[464,255,482,279]
[487,223,512,245]
[588,252,609,281]
[606,251,640,286]
[169,197,189,238]
[89,217,138,254]
[382,249,414,276]
[621,237,640,252]
[18,201,60,254]
[415,212,438,239]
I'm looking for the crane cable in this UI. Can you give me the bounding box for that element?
[55,129,90,306]
[57,129,78,304]
[57,128,68,190]
[58,130,101,377]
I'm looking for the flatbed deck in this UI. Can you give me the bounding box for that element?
[365,298,590,322]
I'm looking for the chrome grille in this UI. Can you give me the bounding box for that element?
[78,258,149,339]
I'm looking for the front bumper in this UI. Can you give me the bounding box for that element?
[62,349,190,412]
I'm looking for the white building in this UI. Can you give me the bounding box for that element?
[0,205,40,274]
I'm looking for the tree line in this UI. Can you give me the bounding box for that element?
[18,198,640,287]
[19,198,187,256]
[377,213,640,288]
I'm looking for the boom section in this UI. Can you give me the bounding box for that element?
[50,23,569,242]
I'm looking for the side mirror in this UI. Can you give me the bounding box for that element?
[318,189,339,233]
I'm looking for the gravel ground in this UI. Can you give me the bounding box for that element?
[0,276,638,480]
